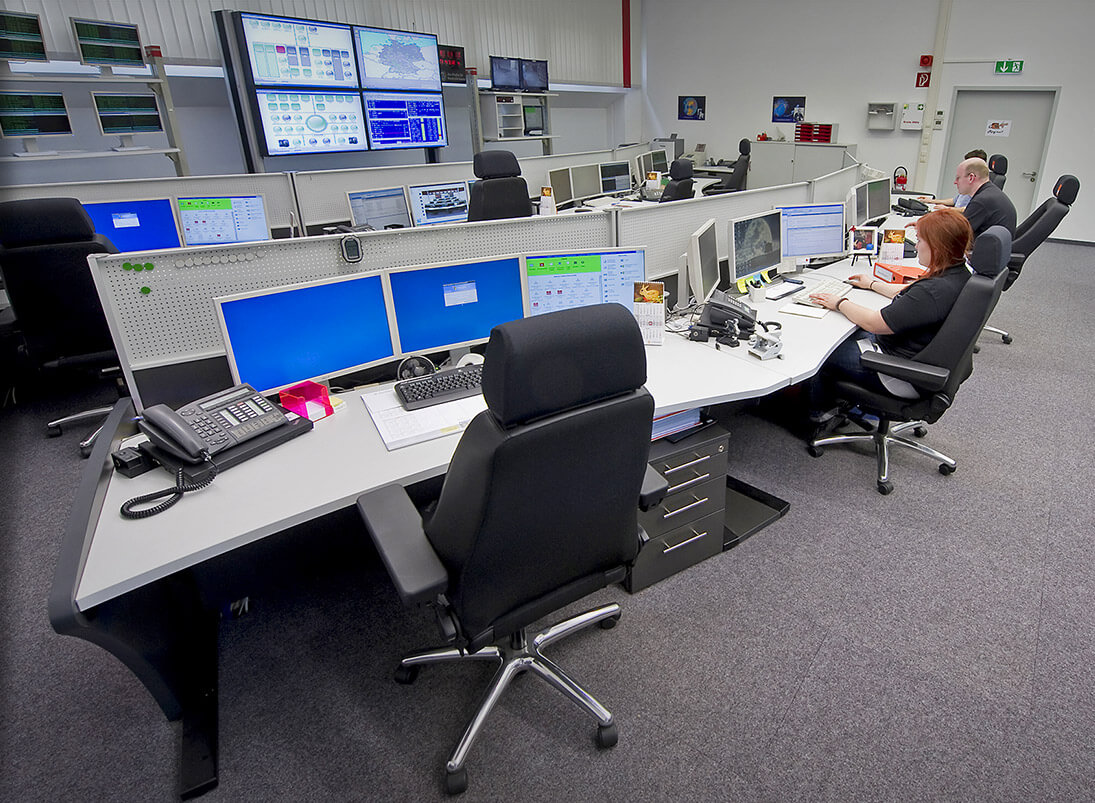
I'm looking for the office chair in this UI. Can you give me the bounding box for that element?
[466,149,534,221]
[702,139,751,195]
[808,226,1011,494]
[988,154,1008,189]
[0,198,122,456]
[983,174,1079,344]
[357,304,667,795]
[659,158,695,202]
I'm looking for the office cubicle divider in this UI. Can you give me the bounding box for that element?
[809,165,864,205]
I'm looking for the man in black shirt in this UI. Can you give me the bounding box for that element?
[956,157,1017,237]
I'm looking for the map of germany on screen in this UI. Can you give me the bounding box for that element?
[354,27,441,92]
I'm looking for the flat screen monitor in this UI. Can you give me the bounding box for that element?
[777,202,846,259]
[853,182,869,226]
[82,199,182,252]
[0,11,47,61]
[438,44,466,84]
[362,90,446,150]
[637,152,654,179]
[687,218,720,302]
[92,93,163,135]
[651,149,669,175]
[520,58,548,92]
[548,167,573,206]
[866,178,891,221]
[353,25,441,92]
[729,210,782,283]
[524,248,646,316]
[176,196,269,246]
[489,56,521,92]
[0,92,71,137]
[407,180,469,226]
[347,186,412,229]
[215,273,395,394]
[254,89,367,156]
[237,13,357,89]
[522,104,543,134]
[70,18,144,67]
[570,164,601,201]
[388,256,525,354]
[599,161,631,193]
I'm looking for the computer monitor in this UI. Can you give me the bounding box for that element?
[82,198,182,252]
[215,272,395,395]
[522,104,543,135]
[347,186,412,229]
[353,25,441,92]
[523,248,646,316]
[92,93,163,135]
[254,89,367,156]
[0,92,71,137]
[520,58,548,92]
[489,56,521,92]
[0,11,47,61]
[650,259,688,312]
[548,167,573,206]
[176,195,270,246]
[776,202,846,260]
[866,178,891,221]
[70,18,144,68]
[237,13,357,89]
[388,255,525,354]
[729,210,782,283]
[570,164,601,201]
[407,180,469,226]
[362,90,447,150]
[650,149,669,175]
[636,152,654,179]
[599,161,631,194]
[853,182,869,227]
[687,218,720,302]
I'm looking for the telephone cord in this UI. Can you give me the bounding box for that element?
[120,455,219,519]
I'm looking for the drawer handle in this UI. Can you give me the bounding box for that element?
[666,471,711,494]
[663,453,711,475]
[663,529,707,553]
[662,495,708,519]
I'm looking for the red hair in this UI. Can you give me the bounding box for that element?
[915,208,973,277]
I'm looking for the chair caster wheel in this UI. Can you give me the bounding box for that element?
[913,426,927,438]
[939,463,956,476]
[444,767,468,795]
[79,443,93,458]
[598,613,621,630]
[973,344,980,354]
[47,425,62,438]
[596,722,618,748]
[877,481,893,495]
[807,445,824,458]
[394,664,419,685]
[1001,334,1013,344]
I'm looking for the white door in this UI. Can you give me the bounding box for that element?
[940,89,1056,218]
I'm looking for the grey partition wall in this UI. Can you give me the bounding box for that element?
[809,165,863,205]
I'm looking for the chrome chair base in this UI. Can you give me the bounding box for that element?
[810,419,956,494]
[47,405,113,456]
[982,324,1013,344]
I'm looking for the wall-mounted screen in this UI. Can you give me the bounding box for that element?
[0,92,71,137]
[0,11,47,61]
[82,199,181,252]
[353,25,440,92]
[70,18,144,67]
[489,56,521,92]
[407,181,469,227]
[524,248,646,316]
[362,90,446,150]
[238,13,357,89]
[347,186,412,229]
[92,93,163,135]
[438,44,465,84]
[520,59,548,92]
[254,89,367,156]
[177,196,269,246]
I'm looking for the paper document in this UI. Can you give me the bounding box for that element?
[362,387,487,451]
[779,302,828,318]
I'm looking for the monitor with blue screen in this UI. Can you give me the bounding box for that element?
[176,195,269,246]
[82,198,181,252]
[352,25,440,92]
[215,273,395,394]
[407,180,469,226]
[362,90,446,150]
[523,248,646,316]
[729,210,782,284]
[237,12,357,90]
[776,202,846,260]
[347,186,412,229]
[388,256,525,354]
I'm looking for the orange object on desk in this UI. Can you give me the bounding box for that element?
[873,262,926,284]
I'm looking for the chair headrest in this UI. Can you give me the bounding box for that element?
[482,304,647,428]
[1054,174,1080,205]
[669,159,693,180]
[473,150,521,179]
[969,226,1012,277]
[988,154,1008,175]
[0,198,96,249]
[738,138,751,156]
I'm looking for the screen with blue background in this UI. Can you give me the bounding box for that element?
[218,273,394,393]
[82,199,181,252]
[389,257,524,354]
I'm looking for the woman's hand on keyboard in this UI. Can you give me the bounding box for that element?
[809,292,843,310]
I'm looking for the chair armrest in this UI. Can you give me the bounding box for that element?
[639,464,669,511]
[356,484,448,607]
[860,351,949,392]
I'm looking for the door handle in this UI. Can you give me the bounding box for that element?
[1021,170,1037,182]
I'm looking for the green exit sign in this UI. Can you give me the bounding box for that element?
[995,60,1024,74]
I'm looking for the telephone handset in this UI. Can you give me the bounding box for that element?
[700,296,758,335]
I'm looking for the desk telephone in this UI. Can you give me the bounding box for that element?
[700,296,758,335]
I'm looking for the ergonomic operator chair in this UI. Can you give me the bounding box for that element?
[659,158,695,202]
[0,198,122,456]
[809,226,1011,494]
[984,174,1079,344]
[702,139,751,195]
[988,154,1008,189]
[466,149,534,221]
[357,304,667,795]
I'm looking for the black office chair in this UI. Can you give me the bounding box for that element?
[466,149,534,222]
[357,304,667,795]
[702,138,751,195]
[984,174,1079,344]
[988,154,1008,189]
[0,198,123,455]
[659,158,695,202]
[808,226,1011,494]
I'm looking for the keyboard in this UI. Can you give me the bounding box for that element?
[394,363,484,411]
[794,277,852,308]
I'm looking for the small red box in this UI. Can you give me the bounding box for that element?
[920,54,934,68]
[873,262,926,285]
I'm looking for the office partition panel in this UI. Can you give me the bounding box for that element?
[809,165,863,206]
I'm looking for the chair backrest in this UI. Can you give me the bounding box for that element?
[423,304,653,650]
[988,154,1008,189]
[0,198,117,363]
[1013,174,1079,256]
[467,150,533,222]
[707,139,750,195]
[659,158,694,202]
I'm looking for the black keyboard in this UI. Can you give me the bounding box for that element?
[394,364,484,411]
